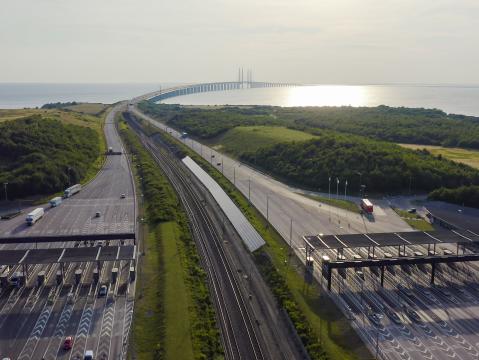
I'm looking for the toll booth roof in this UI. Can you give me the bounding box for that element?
[304,230,479,250]
[0,245,136,265]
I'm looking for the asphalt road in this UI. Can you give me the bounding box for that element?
[0,104,137,360]
[0,107,135,243]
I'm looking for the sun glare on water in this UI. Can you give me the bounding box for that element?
[285,85,367,107]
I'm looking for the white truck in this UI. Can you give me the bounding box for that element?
[49,196,62,207]
[26,208,44,225]
[64,184,82,198]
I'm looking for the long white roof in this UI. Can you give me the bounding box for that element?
[182,156,265,252]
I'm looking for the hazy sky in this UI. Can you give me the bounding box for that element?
[1,0,478,84]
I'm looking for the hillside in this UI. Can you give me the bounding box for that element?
[0,114,101,199]
[213,126,317,155]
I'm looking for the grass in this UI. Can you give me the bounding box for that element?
[162,221,195,360]
[65,103,108,115]
[392,208,434,231]
[301,193,361,214]
[212,125,317,155]
[136,115,370,359]
[399,143,479,170]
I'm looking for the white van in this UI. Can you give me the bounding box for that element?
[49,196,62,207]
[84,350,94,360]
[26,208,44,225]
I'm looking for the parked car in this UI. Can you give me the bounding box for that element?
[120,193,126,199]
[95,211,101,218]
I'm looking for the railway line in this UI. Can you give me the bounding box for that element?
[126,112,305,359]
[133,124,265,359]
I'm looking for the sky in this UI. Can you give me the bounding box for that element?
[0,0,478,84]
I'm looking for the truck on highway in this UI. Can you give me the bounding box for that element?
[360,198,373,214]
[49,196,62,207]
[64,184,82,198]
[26,207,44,226]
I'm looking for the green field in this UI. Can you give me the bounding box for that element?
[392,208,434,231]
[399,143,479,170]
[65,103,108,115]
[212,125,317,155]
[301,193,361,214]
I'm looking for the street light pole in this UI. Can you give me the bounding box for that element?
[3,182,8,202]
[328,176,331,200]
[266,194,269,222]
[336,177,339,200]
[344,180,348,200]
[233,167,236,186]
[248,178,251,202]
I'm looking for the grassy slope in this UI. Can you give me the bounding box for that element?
[392,208,434,231]
[65,103,108,115]
[399,143,479,170]
[139,117,370,359]
[212,125,317,155]
[301,193,360,214]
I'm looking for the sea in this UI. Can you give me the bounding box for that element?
[1,83,479,116]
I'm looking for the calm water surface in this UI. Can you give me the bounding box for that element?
[163,85,479,116]
[1,83,478,116]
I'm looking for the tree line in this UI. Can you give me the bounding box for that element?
[0,115,99,199]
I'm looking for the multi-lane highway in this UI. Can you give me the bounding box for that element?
[0,104,137,359]
[0,106,135,240]
[131,99,479,360]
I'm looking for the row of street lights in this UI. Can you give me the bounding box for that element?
[327,172,366,201]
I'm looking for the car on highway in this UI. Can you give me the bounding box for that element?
[63,336,73,350]
[120,193,126,199]
[405,308,422,323]
[84,350,94,360]
[98,285,108,297]
[9,272,21,288]
[95,211,101,218]
[385,308,402,325]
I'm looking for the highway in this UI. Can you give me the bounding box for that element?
[126,113,306,359]
[0,106,135,241]
[131,101,479,360]
[0,104,137,360]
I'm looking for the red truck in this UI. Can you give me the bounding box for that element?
[360,198,374,214]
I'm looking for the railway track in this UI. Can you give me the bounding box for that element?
[128,117,265,360]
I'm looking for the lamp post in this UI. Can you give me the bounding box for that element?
[344,180,348,200]
[3,182,8,202]
[357,172,362,196]
[328,176,331,200]
[336,177,339,200]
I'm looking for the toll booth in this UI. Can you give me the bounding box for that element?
[56,270,63,285]
[74,269,82,285]
[19,272,26,287]
[0,274,7,288]
[93,268,99,284]
[37,271,46,286]
[129,266,135,282]
[111,268,118,284]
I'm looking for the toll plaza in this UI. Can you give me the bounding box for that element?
[303,229,479,290]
